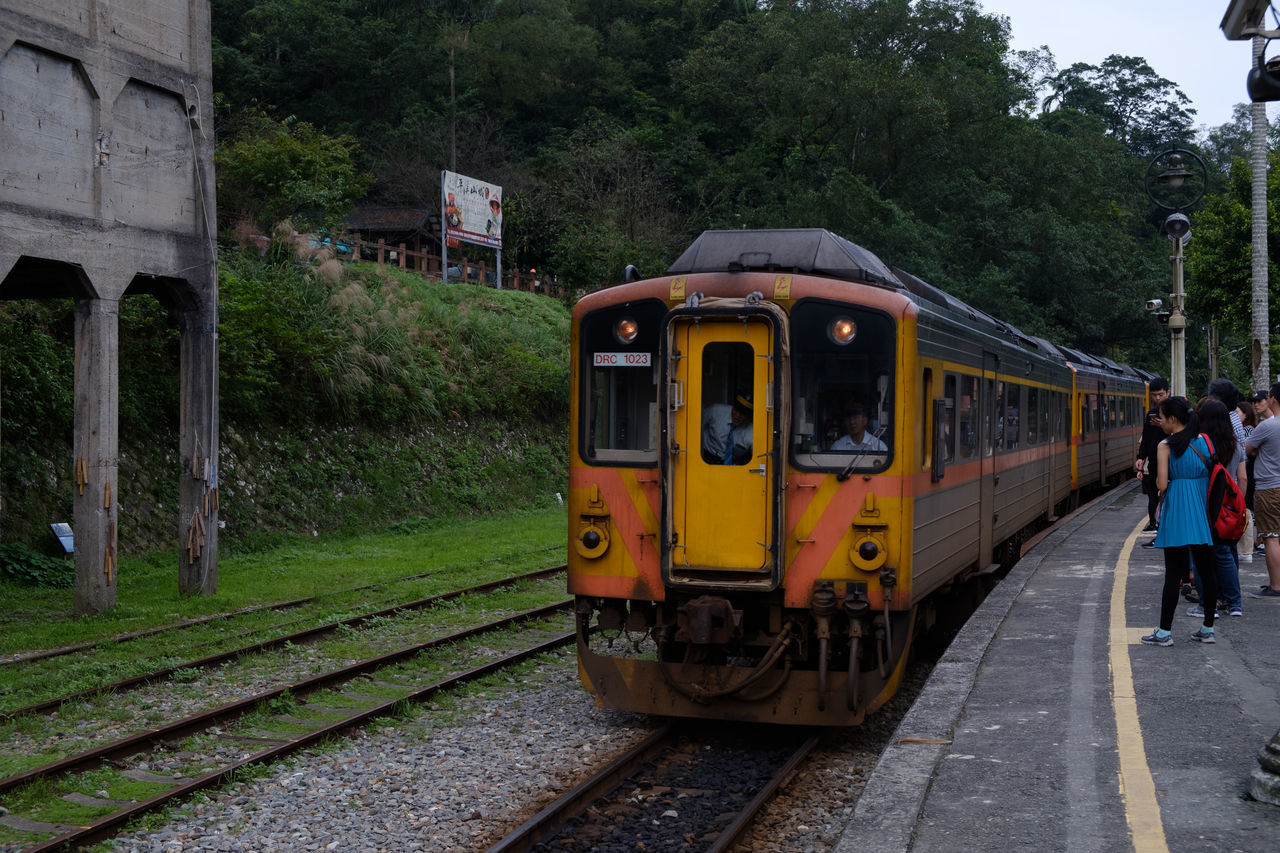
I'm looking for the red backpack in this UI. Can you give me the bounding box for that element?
[1189,435,1248,542]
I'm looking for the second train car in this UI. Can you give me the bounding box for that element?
[568,228,1148,726]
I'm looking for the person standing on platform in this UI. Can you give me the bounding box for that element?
[1249,390,1271,555]
[1188,398,1245,617]
[1246,383,1280,596]
[1136,377,1170,538]
[1141,396,1220,646]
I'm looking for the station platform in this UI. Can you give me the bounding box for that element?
[836,480,1280,853]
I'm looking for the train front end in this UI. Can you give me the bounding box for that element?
[568,230,917,725]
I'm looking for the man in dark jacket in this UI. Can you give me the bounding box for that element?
[1136,377,1170,533]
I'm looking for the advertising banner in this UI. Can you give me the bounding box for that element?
[442,170,502,250]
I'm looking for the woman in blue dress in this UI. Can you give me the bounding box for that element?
[1142,396,1219,646]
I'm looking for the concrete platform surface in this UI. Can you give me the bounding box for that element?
[836,481,1280,853]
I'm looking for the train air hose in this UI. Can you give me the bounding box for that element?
[658,620,798,704]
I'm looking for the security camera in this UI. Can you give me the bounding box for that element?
[1145,299,1164,312]
[1163,213,1191,241]
[1222,0,1272,40]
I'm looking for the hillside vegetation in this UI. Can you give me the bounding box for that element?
[0,242,570,568]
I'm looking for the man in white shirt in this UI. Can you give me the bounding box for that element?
[703,394,753,464]
[1246,384,1280,595]
[832,402,886,452]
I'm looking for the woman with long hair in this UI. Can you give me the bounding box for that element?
[1142,396,1220,646]
[1192,398,1246,616]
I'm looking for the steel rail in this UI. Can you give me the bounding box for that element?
[484,727,824,853]
[0,600,572,798]
[21,627,575,853]
[484,725,678,853]
[705,730,824,852]
[0,545,562,668]
[1,564,566,719]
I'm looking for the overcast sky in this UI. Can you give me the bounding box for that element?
[978,0,1271,130]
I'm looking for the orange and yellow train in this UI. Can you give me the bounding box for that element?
[568,229,1149,725]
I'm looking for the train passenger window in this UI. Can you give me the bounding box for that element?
[959,375,978,459]
[943,374,957,461]
[579,301,665,465]
[788,300,895,473]
[1027,386,1040,445]
[1003,383,1021,450]
[985,378,998,456]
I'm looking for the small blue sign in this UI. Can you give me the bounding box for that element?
[50,522,73,554]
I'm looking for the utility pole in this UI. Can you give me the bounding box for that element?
[1252,33,1271,390]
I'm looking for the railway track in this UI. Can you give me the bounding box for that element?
[0,564,566,719]
[486,723,824,853]
[0,545,563,669]
[0,605,575,852]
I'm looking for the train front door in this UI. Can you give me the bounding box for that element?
[663,311,780,587]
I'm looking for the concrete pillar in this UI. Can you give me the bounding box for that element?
[72,296,119,616]
[178,303,219,595]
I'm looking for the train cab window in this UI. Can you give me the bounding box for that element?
[788,300,894,473]
[579,301,665,465]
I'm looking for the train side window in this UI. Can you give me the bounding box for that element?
[986,378,999,456]
[943,374,957,462]
[579,301,665,465]
[1027,386,1040,445]
[1003,382,1021,450]
[959,375,978,459]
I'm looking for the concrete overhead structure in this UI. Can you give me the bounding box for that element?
[0,1,219,613]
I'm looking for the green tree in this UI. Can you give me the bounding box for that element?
[1041,55,1194,156]
[216,113,374,232]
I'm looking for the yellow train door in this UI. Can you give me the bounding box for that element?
[664,310,780,588]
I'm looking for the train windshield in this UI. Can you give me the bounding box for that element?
[579,300,666,465]
[789,300,895,472]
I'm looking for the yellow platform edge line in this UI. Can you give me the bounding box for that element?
[1109,520,1171,853]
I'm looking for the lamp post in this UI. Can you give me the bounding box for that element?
[1144,149,1207,398]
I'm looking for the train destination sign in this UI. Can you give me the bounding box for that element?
[593,352,651,367]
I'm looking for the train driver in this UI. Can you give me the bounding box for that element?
[703,393,754,465]
[832,401,887,452]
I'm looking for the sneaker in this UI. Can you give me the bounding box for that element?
[1142,521,1158,532]
[1191,628,1217,643]
[1181,584,1199,603]
[1141,630,1173,646]
[1230,607,1243,617]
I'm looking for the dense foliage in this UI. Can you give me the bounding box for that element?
[209,0,1233,373]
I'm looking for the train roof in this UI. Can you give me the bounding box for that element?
[663,229,1150,381]
[666,228,901,286]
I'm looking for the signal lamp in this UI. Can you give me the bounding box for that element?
[829,316,857,345]
[614,317,639,344]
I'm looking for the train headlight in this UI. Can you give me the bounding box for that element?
[850,534,887,571]
[576,521,610,559]
[614,317,639,345]
[828,316,857,345]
